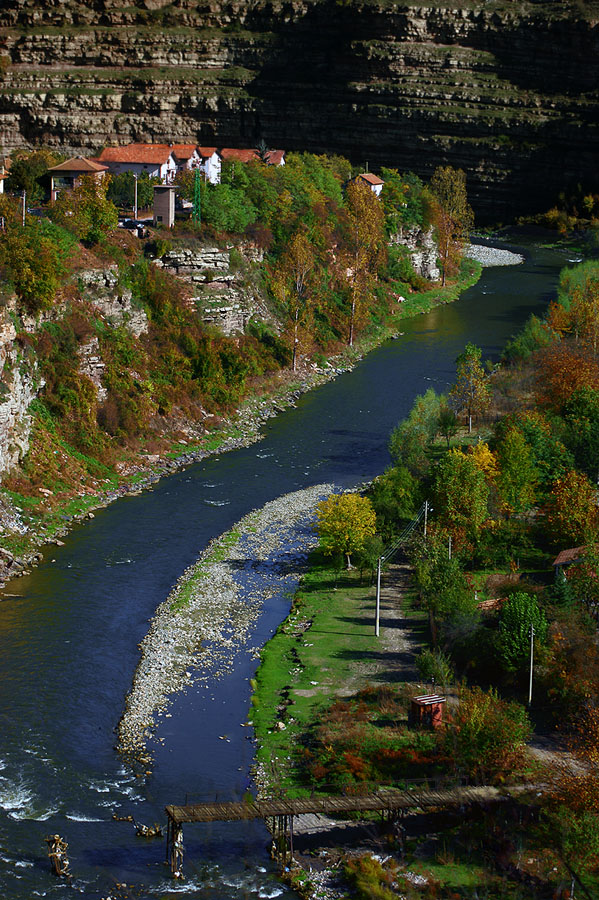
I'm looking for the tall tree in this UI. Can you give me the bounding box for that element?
[342,180,385,346]
[495,426,539,516]
[271,231,314,371]
[433,448,489,545]
[450,342,490,433]
[430,166,474,286]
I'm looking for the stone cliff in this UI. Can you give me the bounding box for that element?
[1,1,598,216]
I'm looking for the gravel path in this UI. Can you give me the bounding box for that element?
[464,243,524,267]
[117,483,335,767]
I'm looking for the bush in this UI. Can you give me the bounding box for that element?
[443,686,531,783]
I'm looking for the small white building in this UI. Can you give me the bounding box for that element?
[171,144,202,172]
[197,147,221,184]
[355,172,384,197]
[97,144,178,182]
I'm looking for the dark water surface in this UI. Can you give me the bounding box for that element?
[0,239,571,897]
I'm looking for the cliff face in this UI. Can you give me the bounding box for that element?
[1,0,598,218]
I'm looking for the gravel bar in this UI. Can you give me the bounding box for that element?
[464,243,524,267]
[117,483,336,768]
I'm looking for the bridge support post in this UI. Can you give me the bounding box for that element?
[166,820,184,878]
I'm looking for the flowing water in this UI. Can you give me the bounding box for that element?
[0,237,573,897]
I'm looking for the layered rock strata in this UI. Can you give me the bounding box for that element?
[0,1,598,216]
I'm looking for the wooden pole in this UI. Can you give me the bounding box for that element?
[375,556,381,637]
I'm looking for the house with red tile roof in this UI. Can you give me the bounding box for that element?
[170,144,202,171]
[219,147,286,167]
[97,144,178,182]
[47,156,109,202]
[355,171,384,197]
[197,147,221,184]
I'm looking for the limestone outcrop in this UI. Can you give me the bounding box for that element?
[155,243,273,335]
[0,302,40,476]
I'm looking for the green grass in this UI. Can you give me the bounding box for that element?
[251,552,428,795]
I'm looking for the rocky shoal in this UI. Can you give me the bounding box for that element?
[464,243,524,267]
[117,483,336,769]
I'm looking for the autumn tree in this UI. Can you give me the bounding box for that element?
[342,179,385,346]
[544,469,599,546]
[271,230,314,371]
[449,342,490,432]
[430,165,474,286]
[537,342,599,409]
[0,224,64,313]
[314,493,377,569]
[51,174,118,245]
[432,448,489,545]
[6,148,61,204]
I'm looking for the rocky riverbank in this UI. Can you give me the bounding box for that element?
[465,243,524,267]
[117,483,335,768]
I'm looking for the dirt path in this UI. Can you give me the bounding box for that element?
[335,558,425,695]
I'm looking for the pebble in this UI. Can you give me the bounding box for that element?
[464,243,524,267]
[117,483,336,767]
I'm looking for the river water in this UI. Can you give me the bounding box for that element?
[0,238,573,898]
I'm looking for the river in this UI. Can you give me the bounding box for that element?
[0,237,574,898]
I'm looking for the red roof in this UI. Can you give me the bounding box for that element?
[220,148,259,163]
[98,144,175,165]
[265,149,285,165]
[48,156,108,174]
[197,146,218,159]
[552,546,585,567]
[357,172,384,186]
[170,144,198,161]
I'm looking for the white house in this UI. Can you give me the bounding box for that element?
[355,172,384,197]
[170,144,202,172]
[97,144,178,182]
[197,147,221,184]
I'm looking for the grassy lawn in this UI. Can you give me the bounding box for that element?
[251,553,430,795]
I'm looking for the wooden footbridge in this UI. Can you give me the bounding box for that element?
[165,782,538,875]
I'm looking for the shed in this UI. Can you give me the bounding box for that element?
[552,545,585,579]
[153,184,176,228]
[410,694,446,729]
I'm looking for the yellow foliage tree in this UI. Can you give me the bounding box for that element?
[314,493,377,569]
[468,441,498,483]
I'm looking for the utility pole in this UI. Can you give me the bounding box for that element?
[133,173,138,220]
[192,170,201,225]
[21,190,26,227]
[424,499,429,539]
[528,624,535,707]
[448,535,452,560]
[375,557,381,637]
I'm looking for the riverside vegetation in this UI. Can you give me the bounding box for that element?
[251,258,599,898]
[0,152,479,574]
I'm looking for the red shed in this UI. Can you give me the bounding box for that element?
[410,694,446,729]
